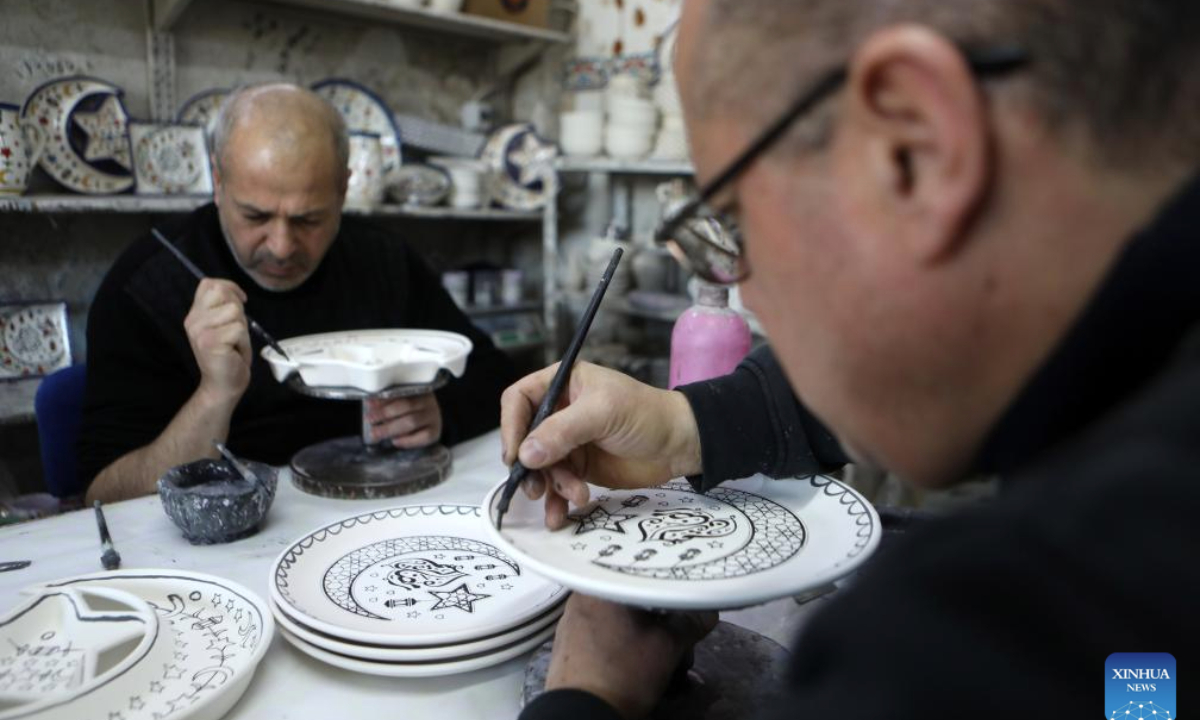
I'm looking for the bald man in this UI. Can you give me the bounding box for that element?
[79,84,516,503]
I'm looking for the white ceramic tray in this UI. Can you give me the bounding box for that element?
[279,621,556,678]
[271,505,568,647]
[27,570,274,720]
[0,586,162,719]
[261,329,472,393]
[483,475,880,610]
[271,597,562,662]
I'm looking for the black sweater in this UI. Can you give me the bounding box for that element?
[77,204,517,489]
[522,175,1200,718]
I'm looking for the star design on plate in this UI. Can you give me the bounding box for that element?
[149,680,165,694]
[128,697,145,711]
[429,583,490,613]
[71,95,131,170]
[510,132,556,186]
[707,540,724,549]
[570,542,588,551]
[572,505,636,535]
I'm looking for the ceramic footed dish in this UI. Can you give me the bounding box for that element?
[261,329,472,393]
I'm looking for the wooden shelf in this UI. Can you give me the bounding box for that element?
[554,157,695,176]
[0,195,542,221]
[250,0,570,44]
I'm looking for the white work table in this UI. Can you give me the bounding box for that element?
[0,430,817,719]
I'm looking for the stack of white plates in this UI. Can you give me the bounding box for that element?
[270,504,568,677]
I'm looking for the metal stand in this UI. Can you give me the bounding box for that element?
[521,621,791,720]
[286,372,453,499]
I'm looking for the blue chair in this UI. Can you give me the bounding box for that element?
[34,364,87,498]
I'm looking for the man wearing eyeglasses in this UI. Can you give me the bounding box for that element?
[505,0,1199,716]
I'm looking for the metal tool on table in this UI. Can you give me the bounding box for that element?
[93,501,121,570]
[495,247,624,529]
[150,228,291,361]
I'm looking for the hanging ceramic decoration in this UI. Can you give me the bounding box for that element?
[311,79,404,188]
[20,76,134,194]
[481,123,558,211]
[0,302,70,380]
[484,475,881,611]
[0,103,36,195]
[270,504,568,647]
[129,122,212,195]
[176,88,229,134]
[0,586,165,720]
[18,569,273,720]
[385,163,451,207]
[261,329,472,393]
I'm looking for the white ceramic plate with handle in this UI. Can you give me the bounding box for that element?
[261,329,472,393]
[483,475,881,611]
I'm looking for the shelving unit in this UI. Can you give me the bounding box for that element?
[554,157,694,176]
[154,0,570,43]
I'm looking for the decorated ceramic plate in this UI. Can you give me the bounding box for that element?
[129,122,212,195]
[270,505,568,647]
[271,597,563,662]
[176,88,229,133]
[481,123,558,211]
[385,163,451,207]
[312,79,404,188]
[25,570,273,720]
[0,586,163,719]
[278,621,557,678]
[261,329,472,393]
[0,302,70,380]
[484,475,880,611]
[20,76,134,194]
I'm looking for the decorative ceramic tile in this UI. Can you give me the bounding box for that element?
[19,76,134,194]
[311,79,404,189]
[563,56,610,92]
[128,122,212,196]
[176,88,230,134]
[0,302,70,380]
[481,124,558,211]
[611,51,660,87]
[0,103,35,195]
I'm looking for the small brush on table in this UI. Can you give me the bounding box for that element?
[93,500,121,570]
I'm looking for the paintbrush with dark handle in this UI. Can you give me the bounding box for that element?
[93,501,121,570]
[150,228,292,361]
[494,247,624,529]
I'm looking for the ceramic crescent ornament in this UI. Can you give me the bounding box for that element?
[485,475,881,610]
[20,77,134,194]
[176,88,230,134]
[481,124,558,211]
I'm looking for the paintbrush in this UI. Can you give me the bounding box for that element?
[93,500,121,570]
[494,247,624,529]
[150,228,292,361]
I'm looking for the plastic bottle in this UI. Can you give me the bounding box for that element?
[669,282,752,388]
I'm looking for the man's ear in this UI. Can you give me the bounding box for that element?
[210,154,222,205]
[837,25,992,264]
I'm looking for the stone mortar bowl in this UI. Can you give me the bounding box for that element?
[157,458,278,545]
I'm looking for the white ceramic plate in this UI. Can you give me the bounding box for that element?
[0,586,161,719]
[129,122,213,195]
[270,596,562,662]
[20,76,134,194]
[271,505,568,647]
[261,329,472,393]
[483,475,881,611]
[278,620,556,678]
[28,570,274,720]
[312,79,404,188]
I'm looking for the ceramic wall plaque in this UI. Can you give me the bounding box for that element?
[0,103,36,195]
[129,122,213,195]
[20,76,134,194]
[0,302,70,381]
[485,475,881,610]
[312,79,404,189]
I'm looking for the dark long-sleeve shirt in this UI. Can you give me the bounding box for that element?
[521,174,1200,718]
[77,203,517,490]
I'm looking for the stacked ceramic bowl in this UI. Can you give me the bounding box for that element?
[651,72,689,161]
[269,504,569,677]
[430,156,490,209]
[605,73,657,160]
[559,109,604,157]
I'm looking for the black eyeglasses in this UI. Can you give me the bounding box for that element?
[654,45,1031,285]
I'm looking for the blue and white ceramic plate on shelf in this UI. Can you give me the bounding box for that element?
[20,76,134,194]
[481,123,558,211]
[129,122,212,195]
[312,78,404,188]
[484,474,881,611]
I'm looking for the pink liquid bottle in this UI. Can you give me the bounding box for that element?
[669,282,752,388]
